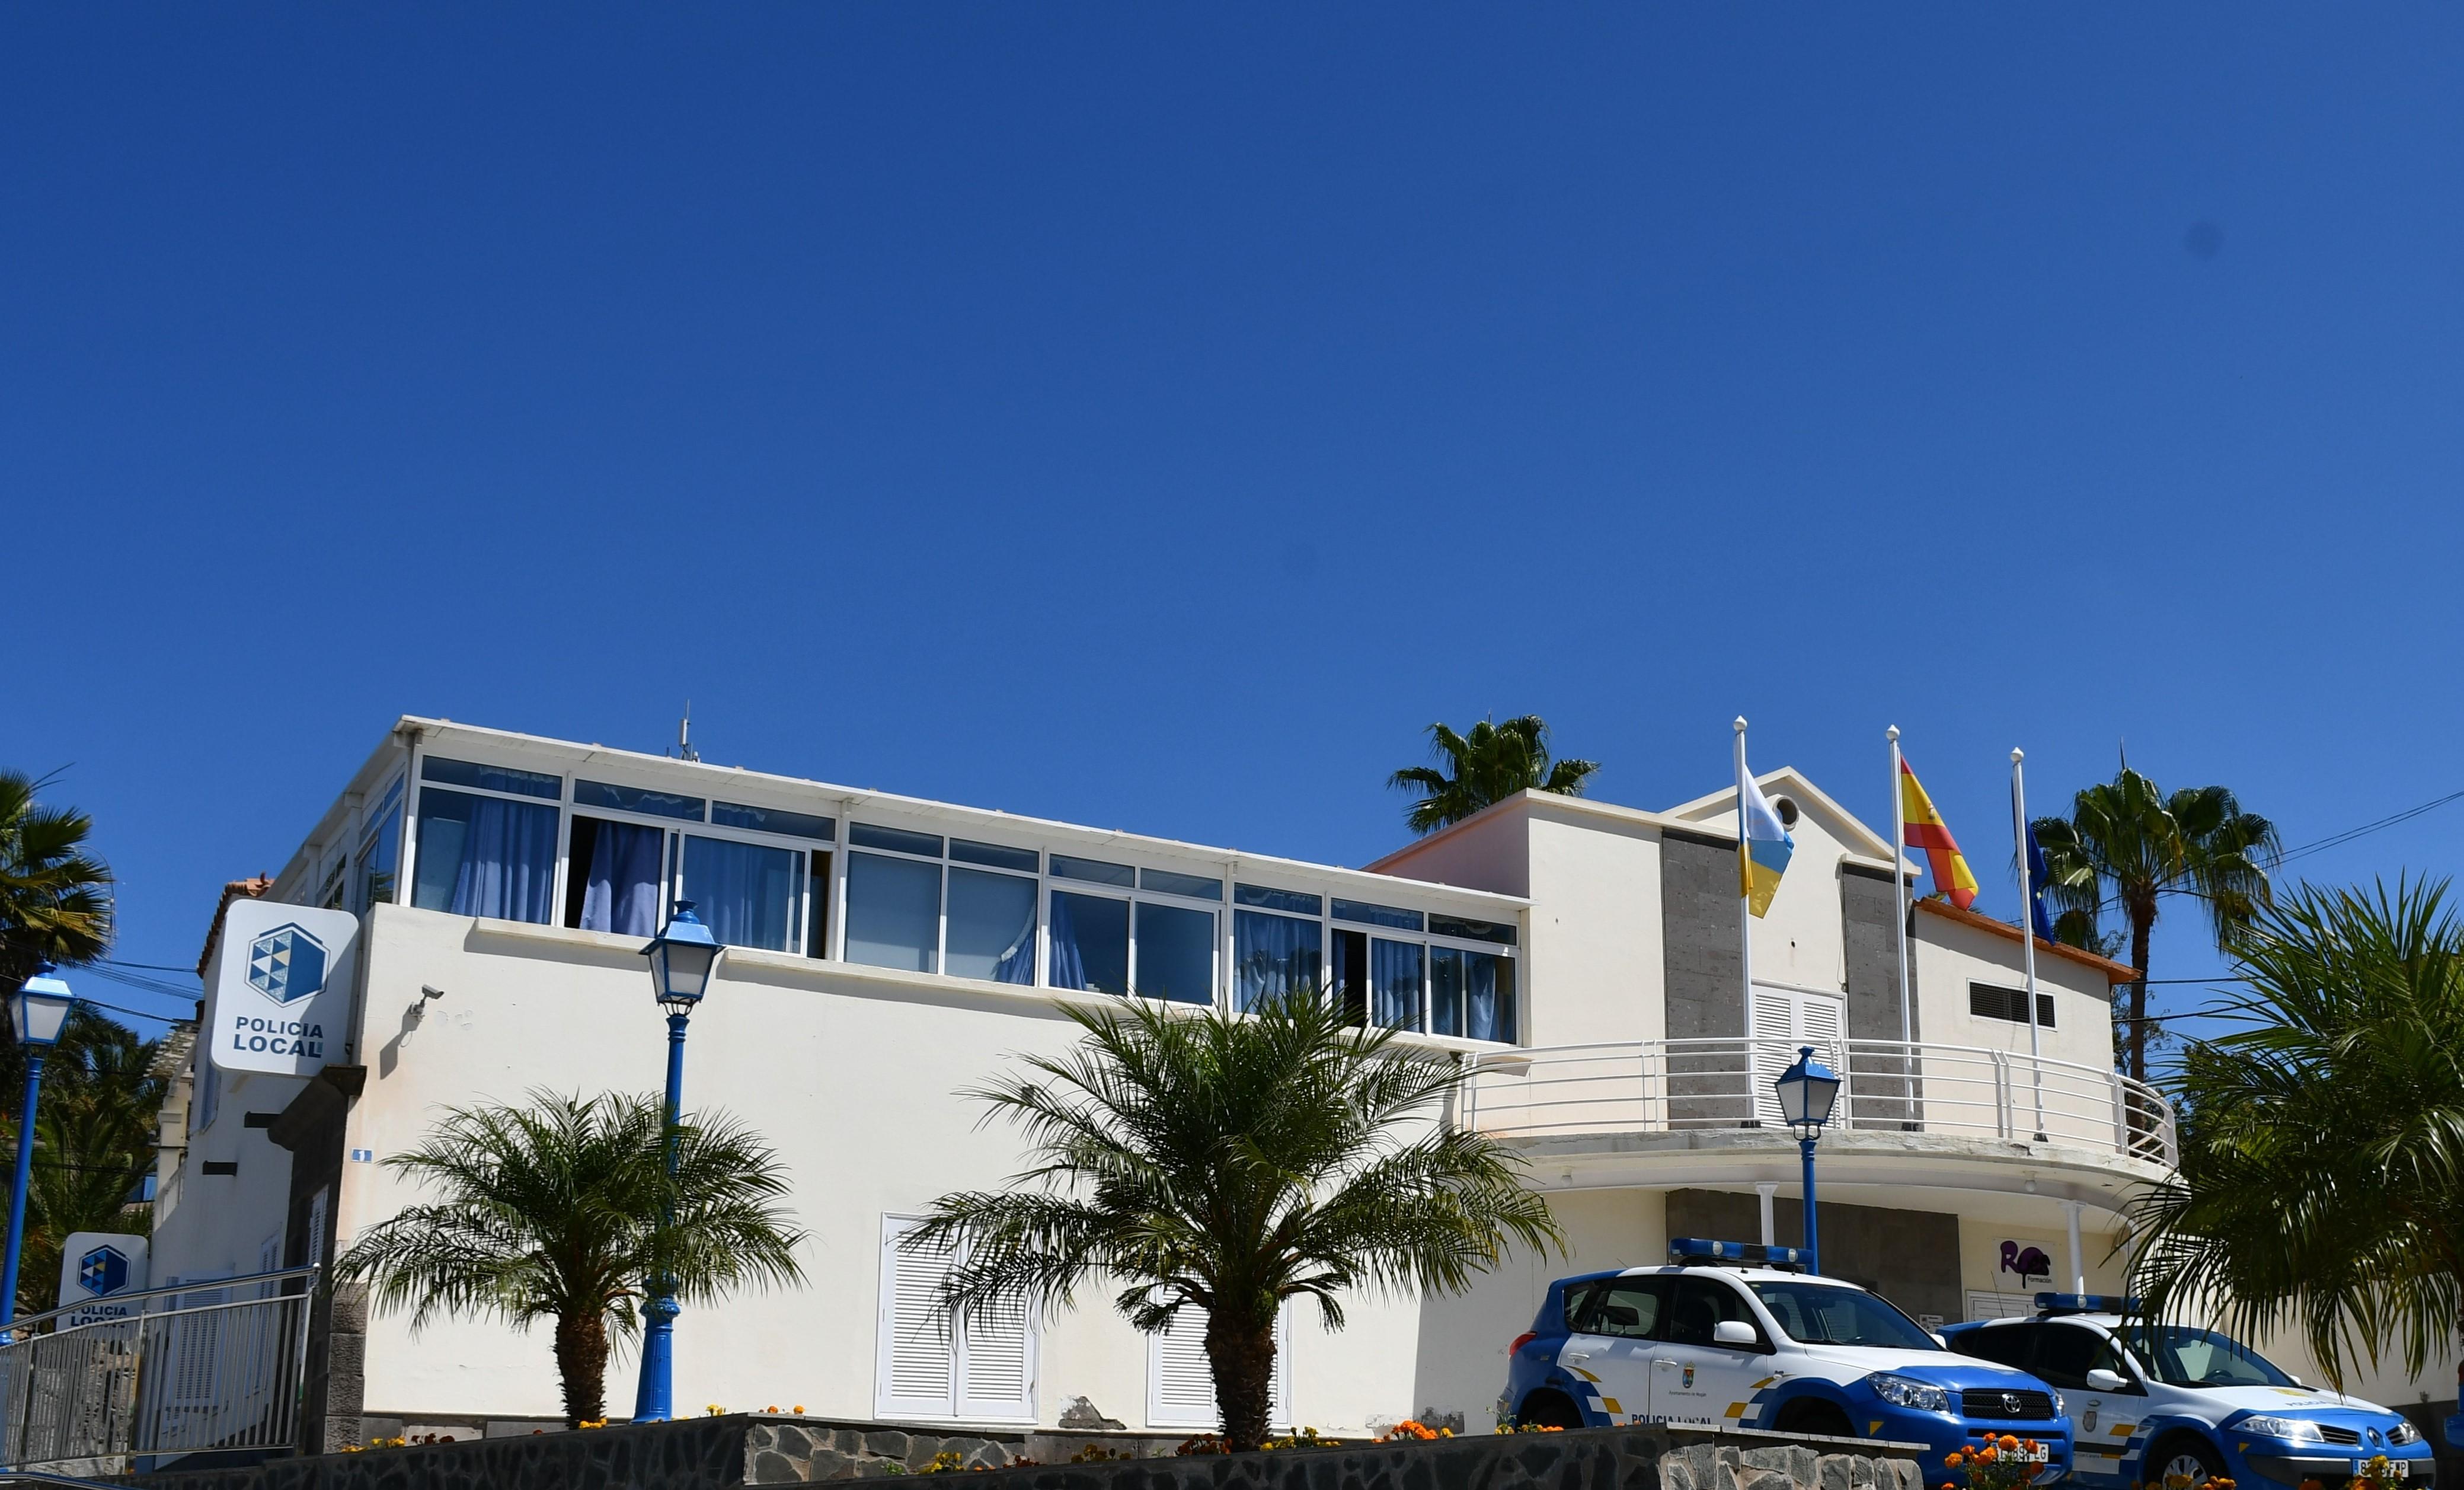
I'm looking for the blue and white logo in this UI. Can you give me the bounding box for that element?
[78,1245,132,1297]
[246,923,330,1006]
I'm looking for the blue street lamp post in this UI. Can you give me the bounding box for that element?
[631,903,722,1424]
[3,964,78,1328]
[1773,1045,1842,1276]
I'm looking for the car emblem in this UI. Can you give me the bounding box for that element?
[1682,1366,1695,1389]
[2366,1429,2383,1447]
[2002,1392,2021,1415]
[2083,1409,2099,1433]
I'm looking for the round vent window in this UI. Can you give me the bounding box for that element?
[1773,795,1801,829]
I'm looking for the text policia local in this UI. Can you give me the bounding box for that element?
[228,1014,325,1059]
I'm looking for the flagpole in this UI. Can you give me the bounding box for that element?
[1735,718,1754,1053]
[2012,747,2045,1141]
[1889,726,1910,1046]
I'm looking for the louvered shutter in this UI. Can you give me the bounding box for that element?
[1750,986,1797,1125]
[876,1217,958,1418]
[1146,1305,1292,1430]
[955,1289,1037,1422]
[1797,993,1846,1074]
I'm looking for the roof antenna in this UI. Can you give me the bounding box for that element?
[2118,736,2127,774]
[676,703,700,763]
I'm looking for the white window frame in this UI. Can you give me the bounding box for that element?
[405,755,568,924]
[875,1214,1039,1425]
[1239,883,1522,1044]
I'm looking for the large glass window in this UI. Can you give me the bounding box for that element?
[1372,939,1424,1030]
[567,815,665,937]
[1050,891,1130,994]
[412,787,559,923]
[683,835,804,953]
[846,852,941,972]
[1235,910,1322,1010]
[947,868,1037,984]
[422,755,561,799]
[1134,902,1215,1004]
[575,779,704,821]
[1432,946,1516,1042]
[356,779,404,912]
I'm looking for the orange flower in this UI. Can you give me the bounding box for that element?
[1978,1447,1999,1463]
[1945,1453,1964,1467]
[1999,1435,2021,1453]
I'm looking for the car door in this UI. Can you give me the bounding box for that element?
[1652,1276,1775,1423]
[2031,1322,2143,1485]
[1561,1276,1670,1424]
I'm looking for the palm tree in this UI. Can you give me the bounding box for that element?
[913,987,1562,1451]
[2126,878,2464,1387]
[0,1010,164,1318]
[334,1090,805,1427]
[0,769,114,996]
[2031,768,2278,1082]
[1388,716,1599,834]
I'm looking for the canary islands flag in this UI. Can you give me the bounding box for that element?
[1899,758,1979,911]
[1737,771,1794,918]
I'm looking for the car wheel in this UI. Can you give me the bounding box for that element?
[1517,1390,1586,1430]
[2151,1435,2225,1485]
[1775,1398,1855,1438]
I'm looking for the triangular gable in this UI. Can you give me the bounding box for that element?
[1662,766,1900,864]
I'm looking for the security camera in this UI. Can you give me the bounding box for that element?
[421,985,445,1001]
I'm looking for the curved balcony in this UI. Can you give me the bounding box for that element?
[1463,1038,2178,1172]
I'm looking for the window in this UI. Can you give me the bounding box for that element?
[2032,1323,2133,1390]
[682,835,804,952]
[1431,946,1516,1042]
[574,778,703,821]
[1146,1303,1291,1430]
[193,1064,220,1135]
[1577,1278,1671,1339]
[1970,983,2057,1028]
[1747,1281,1939,1351]
[1664,1278,1769,1351]
[565,815,666,937]
[1956,1323,2035,1368]
[847,851,941,973]
[412,786,558,923]
[947,868,1036,984]
[1134,902,1215,1004]
[422,755,561,799]
[875,1216,1037,1423]
[1051,891,1130,993]
[711,802,835,841]
[355,778,404,912]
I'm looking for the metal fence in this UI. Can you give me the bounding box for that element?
[1463,1037,2178,1166]
[0,1265,318,1471]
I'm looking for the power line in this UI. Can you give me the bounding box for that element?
[2275,788,2464,865]
[98,958,204,975]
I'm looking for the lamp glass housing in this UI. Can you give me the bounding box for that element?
[642,902,722,1013]
[11,963,76,1048]
[1774,1045,1842,1132]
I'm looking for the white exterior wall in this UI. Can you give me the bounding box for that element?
[1913,914,2114,1073]
[1517,808,1665,1048]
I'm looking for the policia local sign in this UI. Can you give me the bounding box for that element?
[205,901,360,1076]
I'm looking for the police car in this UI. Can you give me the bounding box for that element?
[1501,1239,2072,1484]
[1943,1295,2436,1489]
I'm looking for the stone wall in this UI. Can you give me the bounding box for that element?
[126,1415,1920,1490]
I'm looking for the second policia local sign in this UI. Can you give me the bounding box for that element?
[205,901,360,1076]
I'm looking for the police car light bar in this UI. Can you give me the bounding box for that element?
[1669,1238,1811,1271]
[2034,1293,2142,1316]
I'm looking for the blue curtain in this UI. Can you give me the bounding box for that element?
[445,796,559,924]
[581,821,663,937]
[685,837,801,952]
[1234,910,1322,1012]
[1430,949,1464,1036]
[1466,950,1516,1043]
[1371,939,1424,1030]
[1049,892,1086,990]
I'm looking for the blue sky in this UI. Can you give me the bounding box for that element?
[6,7,2459,1047]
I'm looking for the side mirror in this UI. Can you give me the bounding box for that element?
[1714,1320,1758,1348]
[1931,1333,1951,1349]
[2084,1368,2127,1393]
[2287,1374,2303,1387]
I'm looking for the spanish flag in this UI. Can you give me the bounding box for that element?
[1737,771,1795,918]
[1899,758,1979,910]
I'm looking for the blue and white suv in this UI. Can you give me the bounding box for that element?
[1501,1240,2072,1485]
[1944,1296,2436,1489]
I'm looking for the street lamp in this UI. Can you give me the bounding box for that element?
[631,902,721,1424]
[3,963,78,1328]
[1773,1045,1842,1276]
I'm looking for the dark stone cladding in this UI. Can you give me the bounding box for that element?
[123,1416,1925,1490]
[1659,831,1745,1127]
[1837,866,1921,1130]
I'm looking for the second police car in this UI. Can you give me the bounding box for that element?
[1502,1240,2073,1485]
[1944,1296,2436,1489]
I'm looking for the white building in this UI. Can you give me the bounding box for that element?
[152,717,2174,1449]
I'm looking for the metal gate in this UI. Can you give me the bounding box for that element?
[0,1265,318,1471]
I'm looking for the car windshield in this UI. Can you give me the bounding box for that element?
[2132,1326,2294,1389]
[1749,1281,1941,1351]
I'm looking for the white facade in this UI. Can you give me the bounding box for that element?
[155,718,2181,1438]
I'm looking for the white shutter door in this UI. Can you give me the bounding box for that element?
[1145,1305,1292,1431]
[875,1217,957,1419]
[1798,994,1847,1102]
[1750,986,1797,1125]
[955,1291,1037,1423]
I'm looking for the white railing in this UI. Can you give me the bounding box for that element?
[0,1265,318,1470]
[1462,1038,2177,1167]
